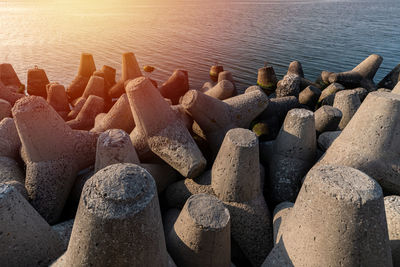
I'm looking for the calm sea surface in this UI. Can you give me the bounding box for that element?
[1,0,399,91]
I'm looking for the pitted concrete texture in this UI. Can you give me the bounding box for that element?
[0,98,11,121]
[126,77,206,178]
[167,194,231,267]
[225,194,273,267]
[139,163,180,194]
[12,96,98,167]
[276,74,301,98]
[26,158,78,224]
[212,128,261,203]
[64,163,170,267]
[95,129,139,172]
[91,93,135,133]
[52,219,74,251]
[384,196,400,265]
[12,96,98,223]
[333,90,361,130]
[0,118,21,159]
[317,130,341,151]
[0,184,64,266]
[67,95,104,130]
[0,156,24,184]
[317,92,400,194]
[314,105,342,134]
[269,108,316,203]
[263,165,392,267]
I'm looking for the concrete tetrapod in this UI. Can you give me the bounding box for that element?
[257,65,278,95]
[66,95,104,130]
[58,164,173,267]
[12,96,98,224]
[91,93,135,133]
[209,65,224,82]
[384,195,400,266]
[203,79,235,100]
[0,184,64,266]
[317,91,400,194]
[0,118,21,159]
[126,77,206,178]
[299,85,321,109]
[67,53,96,101]
[327,54,383,91]
[72,75,105,105]
[314,105,342,134]
[333,90,361,130]
[108,52,142,98]
[166,193,231,267]
[27,66,50,98]
[67,97,86,120]
[0,98,11,121]
[378,63,400,90]
[276,74,301,98]
[159,69,189,105]
[46,83,70,118]
[318,82,344,106]
[181,88,269,154]
[0,80,25,105]
[263,165,392,267]
[268,108,316,203]
[212,128,273,266]
[0,63,23,90]
[94,129,140,172]
[218,70,237,95]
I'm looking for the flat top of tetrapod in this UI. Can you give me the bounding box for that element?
[186,193,230,230]
[83,163,156,219]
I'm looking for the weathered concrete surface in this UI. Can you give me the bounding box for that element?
[61,164,170,267]
[384,195,400,266]
[263,165,392,267]
[0,184,64,266]
[317,92,400,194]
[166,193,231,267]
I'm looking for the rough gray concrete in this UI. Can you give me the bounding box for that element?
[61,164,170,267]
[314,105,342,134]
[12,96,98,224]
[268,109,316,203]
[91,93,135,133]
[126,77,206,178]
[0,117,21,159]
[0,184,64,266]
[166,193,231,267]
[95,129,139,172]
[333,90,361,130]
[276,74,301,98]
[263,165,392,267]
[317,92,400,195]
[384,195,400,266]
[317,130,341,151]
